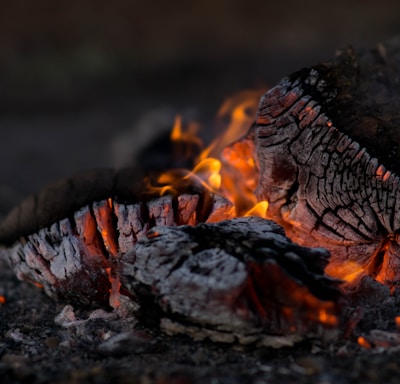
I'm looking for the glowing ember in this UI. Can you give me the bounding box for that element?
[0,295,5,305]
[93,199,119,257]
[325,261,364,284]
[396,316,400,330]
[358,336,372,349]
[33,281,44,289]
[106,267,121,309]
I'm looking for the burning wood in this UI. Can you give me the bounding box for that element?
[231,42,400,288]
[0,165,341,345]
[2,41,400,348]
[0,170,234,307]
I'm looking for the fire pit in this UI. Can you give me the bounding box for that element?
[2,40,400,383]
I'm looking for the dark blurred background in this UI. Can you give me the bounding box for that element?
[1,0,400,216]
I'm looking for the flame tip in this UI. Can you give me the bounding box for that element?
[145,88,267,224]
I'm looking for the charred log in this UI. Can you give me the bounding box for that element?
[0,169,234,307]
[120,216,342,346]
[236,40,400,287]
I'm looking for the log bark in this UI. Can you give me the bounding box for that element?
[241,39,400,287]
[120,216,341,346]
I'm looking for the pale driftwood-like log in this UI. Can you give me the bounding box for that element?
[0,169,234,307]
[236,40,400,287]
[120,217,341,347]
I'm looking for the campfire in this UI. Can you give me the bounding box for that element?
[2,42,400,353]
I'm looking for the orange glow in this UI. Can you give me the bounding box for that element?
[220,139,259,216]
[144,176,176,196]
[383,171,391,182]
[0,295,5,305]
[247,261,340,331]
[145,89,263,216]
[96,200,119,257]
[170,115,202,147]
[170,115,182,141]
[184,158,222,192]
[33,281,44,289]
[358,336,371,349]
[325,260,365,283]
[395,316,400,330]
[244,201,269,218]
[200,89,263,161]
[147,231,160,239]
[169,114,203,163]
[106,267,121,309]
[318,308,338,327]
[376,165,386,178]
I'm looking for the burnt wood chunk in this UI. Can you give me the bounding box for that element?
[120,217,341,346]
[241,40,400,287]
[0,168,234,307]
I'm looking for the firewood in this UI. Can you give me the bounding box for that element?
[235,40,400,287]
[0,169,234,306]
[119,216,341,346]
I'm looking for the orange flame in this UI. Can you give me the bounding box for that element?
[0,295,5,305]
[170,114,183,141]
[318,308,338,327]
[145,176,176,196]
[146,89,265,218]
[170,114,202,147]
[200,89,263,161]
[184,158,222,192]
[326,260,365,283]
[244,201,269,219]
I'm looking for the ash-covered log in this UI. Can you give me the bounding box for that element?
[120,216,342,347]
[0,168,234,307]
[232,40,400,288]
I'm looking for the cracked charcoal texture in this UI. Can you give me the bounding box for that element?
[247,40,400,287]
[120,217,341,345]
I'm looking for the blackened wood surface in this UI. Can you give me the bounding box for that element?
[250,41,400,286]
